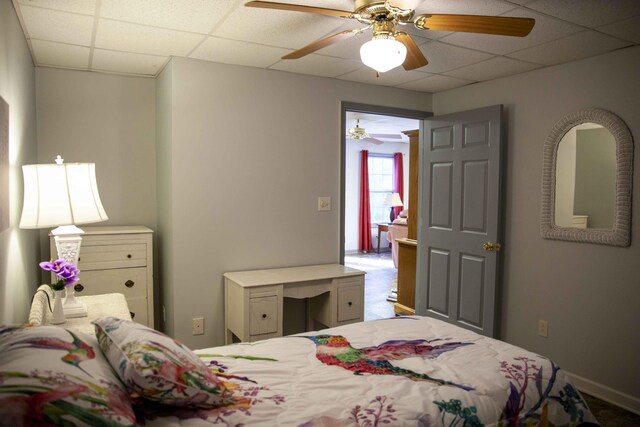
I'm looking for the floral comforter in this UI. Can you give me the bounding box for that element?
[141,316,598,426]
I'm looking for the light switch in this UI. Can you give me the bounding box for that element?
[318,197,331,211]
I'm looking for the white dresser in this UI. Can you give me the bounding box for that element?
[224,264,365,343]
[50,226,154,327]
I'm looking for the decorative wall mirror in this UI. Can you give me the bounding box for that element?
[541,109,633,246]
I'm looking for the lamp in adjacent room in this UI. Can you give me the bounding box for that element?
[383,192,403,222]
[20,155,108,317]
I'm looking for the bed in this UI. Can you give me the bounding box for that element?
[1,312,598,426]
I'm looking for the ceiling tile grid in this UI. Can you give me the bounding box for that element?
[10,0,640,92]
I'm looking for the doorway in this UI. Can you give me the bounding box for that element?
[340,103,430,320]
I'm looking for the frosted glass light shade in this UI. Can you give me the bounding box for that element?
[20,162,108,229]
[360,37,407,73]
[383,192,404,207]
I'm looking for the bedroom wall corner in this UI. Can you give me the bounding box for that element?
[0,0,39,324]
[433,45,640,403]
[156,59,174,335]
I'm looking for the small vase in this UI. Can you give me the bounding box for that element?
[51,290,66,325]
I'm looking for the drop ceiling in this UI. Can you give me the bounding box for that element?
[11,0,640,93]
[346,111,419,143]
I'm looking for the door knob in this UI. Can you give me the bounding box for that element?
[482,242,501,252]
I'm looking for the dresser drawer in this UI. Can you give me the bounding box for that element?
[76,244,147,271]
[73,268,147,299]
[127,297,149,326]
[337,285,362,322]
[249,296,278,336]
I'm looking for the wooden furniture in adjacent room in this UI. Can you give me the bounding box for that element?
[224,264,365,343]
[394,129,419,315]
[29,286,132,335]
[376,223,390,253]
[50,226,154,327]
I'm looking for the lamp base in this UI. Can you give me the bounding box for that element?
[53,225,88,318]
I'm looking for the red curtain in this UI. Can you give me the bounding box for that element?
[393,152,404,219]
[358,150,373,252]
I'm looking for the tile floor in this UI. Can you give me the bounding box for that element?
[345,251,396,320]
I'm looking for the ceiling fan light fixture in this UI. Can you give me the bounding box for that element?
[360,35,407,73]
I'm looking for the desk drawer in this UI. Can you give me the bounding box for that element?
[249,296,278,335]
[336,276,364,288]
[74,268,147,299]
[337,285,362,322]
[77,244,147,271]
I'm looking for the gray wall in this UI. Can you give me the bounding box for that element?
[573,128,616,228]
[433,46,640,400]
[35,68,157,274]
[0,1,39,323]
[157,57,432,348]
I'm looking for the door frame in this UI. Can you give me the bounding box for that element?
[339,102,432,264]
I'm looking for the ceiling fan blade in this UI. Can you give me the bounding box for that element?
[364,137,385,145]
[396,32,428,70]
[245,1,353,19]
[282,29,361,59]
[414,14,535,37]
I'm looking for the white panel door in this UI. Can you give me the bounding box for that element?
[416,105,502,337]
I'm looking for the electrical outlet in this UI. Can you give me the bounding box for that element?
[537,320,549,337]
[318,197,331,211]
[192,317,204,335]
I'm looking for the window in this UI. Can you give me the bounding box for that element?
[368,154,393,224]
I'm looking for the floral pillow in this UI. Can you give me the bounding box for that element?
[94,317,232,408]
[0,324,137,426]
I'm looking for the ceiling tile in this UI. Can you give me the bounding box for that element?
[398,74,475,92]
[92,49,167,75]
[190,37,290,68]
[440,8,582,55]
[270,54,361,78]
[17,0,96,15]
[445,56,541,80]
[31,39,90,68]
[597,16,640,44]
[95,19,205,56]
[213,5,349,49]
[413,0,517,15]
[526,0,640,27]
[20,5,94,45]
[507,30,631,65]
[417,41,494,73]
[100,0,237,35]
[338,67,426,87]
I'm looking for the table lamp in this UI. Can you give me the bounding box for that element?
[383,192,403,222]
[20,155,108,317]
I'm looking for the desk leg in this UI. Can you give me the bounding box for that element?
[225,329,233,345]
[306,299,313,331]
[377,227,381,253]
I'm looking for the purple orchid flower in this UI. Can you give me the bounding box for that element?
[39,259,80,290]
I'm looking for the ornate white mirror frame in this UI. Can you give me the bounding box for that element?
[541,108,634,246]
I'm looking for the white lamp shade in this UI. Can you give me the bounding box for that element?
[383,192,404,207]
[360,37,407,73]
[20,162,108,229]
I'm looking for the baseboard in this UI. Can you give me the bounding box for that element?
[565,371,640,415]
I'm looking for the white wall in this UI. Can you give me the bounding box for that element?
[157,57,432,348]
[344,140,410,252]
[0,1,38,324]
[434,46,640,402]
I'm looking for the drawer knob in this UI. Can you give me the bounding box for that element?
[262,314,267,319]
[130,311,135,319]
[348,301,353,306]
[127,254,132,259]
[125,280,135,288]
[78,257,81,262]
[74,284,84,292]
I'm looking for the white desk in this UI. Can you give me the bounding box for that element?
[224,264,365,343]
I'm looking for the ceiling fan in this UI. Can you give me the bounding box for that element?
[246,0,535,73]
[347,118,400,144]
